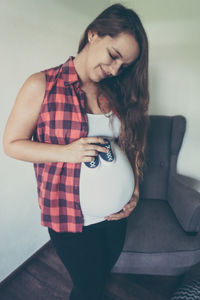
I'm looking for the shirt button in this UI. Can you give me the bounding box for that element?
[74,186,79,193]
[74,203,80,209]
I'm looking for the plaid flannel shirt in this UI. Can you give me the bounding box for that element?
[33,56,89,232]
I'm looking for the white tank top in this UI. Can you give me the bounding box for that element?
[79,112,135,226]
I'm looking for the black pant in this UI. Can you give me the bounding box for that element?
[48,218,127,300]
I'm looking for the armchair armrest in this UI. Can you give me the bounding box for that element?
[168,175,200,232]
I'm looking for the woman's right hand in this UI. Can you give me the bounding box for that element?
[62,137,109,163]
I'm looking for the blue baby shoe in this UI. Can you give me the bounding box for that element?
[84,155,100,168]
[98,139,114,162]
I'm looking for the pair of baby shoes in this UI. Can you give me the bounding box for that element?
[84,139,114,168]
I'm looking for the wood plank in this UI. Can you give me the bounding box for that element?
[37,243,72,285]
[127,274,183,299]
[0,269,65,300]
[0,242,187,300]
[106,273,165,300]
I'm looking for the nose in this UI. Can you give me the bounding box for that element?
[109,61,122,77]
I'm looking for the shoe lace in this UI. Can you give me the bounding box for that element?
[105,145,113,161]
[90,160,97,168]
[106,151,113,161]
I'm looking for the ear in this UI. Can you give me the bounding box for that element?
[88,30,98,43]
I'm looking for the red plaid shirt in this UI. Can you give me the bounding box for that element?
[33,56,89,233]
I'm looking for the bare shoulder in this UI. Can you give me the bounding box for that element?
[27,71,45,85]
[21,71,46,97]
[13,71,46,110]
[3,71,47,145]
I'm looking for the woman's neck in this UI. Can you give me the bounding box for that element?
[73,48,95,86]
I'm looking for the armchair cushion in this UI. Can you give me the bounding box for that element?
[168,176,200,233]
[124,199,200,253]
[112,198,200,275]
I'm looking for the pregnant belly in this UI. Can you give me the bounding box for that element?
[79,141,135,217]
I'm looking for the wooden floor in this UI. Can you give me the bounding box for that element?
[0,242,187,300]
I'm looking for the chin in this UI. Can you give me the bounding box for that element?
[92,78,100,83]
[90,75,102,83]
[89,69,106,83]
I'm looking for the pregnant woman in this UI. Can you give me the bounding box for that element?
[3,3,149,300]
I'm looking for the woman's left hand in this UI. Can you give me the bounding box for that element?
[105,193,139,221]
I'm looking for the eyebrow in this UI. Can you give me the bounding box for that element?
[112,47,123,58]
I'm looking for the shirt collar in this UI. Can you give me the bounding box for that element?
[62,56,81,87]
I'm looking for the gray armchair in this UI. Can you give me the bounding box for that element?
[112,115,200,276]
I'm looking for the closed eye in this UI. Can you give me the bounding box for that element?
[108,51,118,60]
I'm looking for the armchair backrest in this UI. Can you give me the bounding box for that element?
[139,115,186,201]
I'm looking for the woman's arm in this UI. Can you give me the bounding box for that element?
[3,72,62,163]
[3,72,108,164]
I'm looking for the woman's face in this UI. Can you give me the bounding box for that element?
[85,31,140,83]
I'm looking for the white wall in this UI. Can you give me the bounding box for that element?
[1,0,200,283]
[0,0,109,283]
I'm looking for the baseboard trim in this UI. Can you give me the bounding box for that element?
[0,240,51,288]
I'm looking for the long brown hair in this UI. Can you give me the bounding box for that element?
[77,3,149,180]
